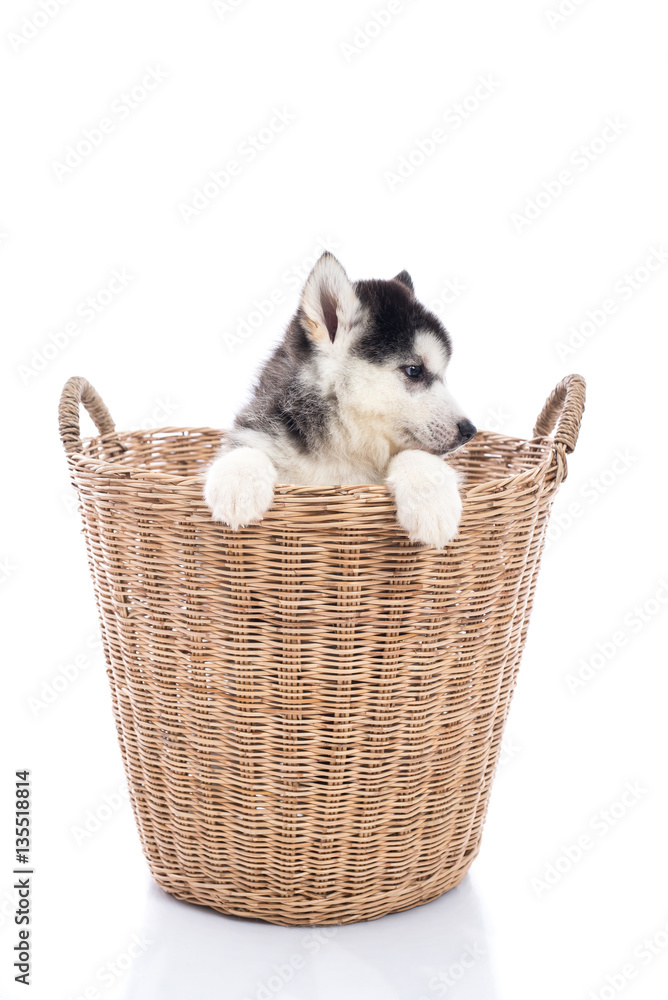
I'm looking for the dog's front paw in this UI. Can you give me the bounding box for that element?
[386,450,462,548]
[204,447,278,530]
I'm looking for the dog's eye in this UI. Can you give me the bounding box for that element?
[403,365,423,379]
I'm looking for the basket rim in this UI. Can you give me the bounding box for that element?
[66,424,558,498]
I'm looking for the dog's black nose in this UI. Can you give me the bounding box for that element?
[457,419,477,444]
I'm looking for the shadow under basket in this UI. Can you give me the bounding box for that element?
[59,373,585,926]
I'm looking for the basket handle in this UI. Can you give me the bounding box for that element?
[533,374,586,455]
[59,376,118,455]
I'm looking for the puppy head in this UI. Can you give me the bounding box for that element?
[294,253,476,455]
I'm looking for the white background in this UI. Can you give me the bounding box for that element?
[1,0,667,997]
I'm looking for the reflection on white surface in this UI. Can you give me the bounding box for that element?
[120,874,499,1000]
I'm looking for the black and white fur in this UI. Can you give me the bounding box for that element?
[204,253,476,547]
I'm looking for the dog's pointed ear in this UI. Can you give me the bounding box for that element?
[393,270,414,294]
[299,253,359,347]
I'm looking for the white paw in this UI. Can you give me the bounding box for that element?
[386,450,462,548]
[204,447,278,530]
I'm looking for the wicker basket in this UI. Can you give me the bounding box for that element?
[59,373,585,926]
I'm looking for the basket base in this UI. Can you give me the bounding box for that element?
[146,848,479,926]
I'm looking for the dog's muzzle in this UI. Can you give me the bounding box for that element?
[457,419,477,445]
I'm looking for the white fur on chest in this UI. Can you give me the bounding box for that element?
[234,424,391,487]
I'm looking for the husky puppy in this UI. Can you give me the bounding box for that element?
[204,253,476,547]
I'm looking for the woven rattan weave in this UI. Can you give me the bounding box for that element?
[60,373,585,925]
